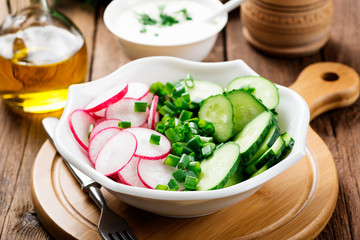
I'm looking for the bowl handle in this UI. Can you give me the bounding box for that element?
[290,62,360,121]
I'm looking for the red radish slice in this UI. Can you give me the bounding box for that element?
[68,109,96,151]
[91,108,106,118]
[140,122,150,128]
[124,127,171,160]
[85,82,128,113]
[89,119,120,140]
[95,131,137,176]
[106,98,149,127]
[139,92,154,104]
[138,158,175,189]
[148,95,159,130]
[118,157,146,188]
[88,127,120,165]
[124,82,149,99]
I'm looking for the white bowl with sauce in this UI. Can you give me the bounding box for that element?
[53,56,310,218]
[103,0,228,61]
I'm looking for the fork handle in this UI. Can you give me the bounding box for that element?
[88,185,106,209]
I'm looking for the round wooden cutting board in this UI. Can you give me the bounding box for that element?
[31,62,359,240]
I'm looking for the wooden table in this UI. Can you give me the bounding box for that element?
[0,0,359,239]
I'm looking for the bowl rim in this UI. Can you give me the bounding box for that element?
[54,56,309,201]
[103,0,228,47]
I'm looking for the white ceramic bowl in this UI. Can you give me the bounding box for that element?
[103,0,228,61]
[53,56,310,217]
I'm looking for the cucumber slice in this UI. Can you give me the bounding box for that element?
[180,79,223,102]
[233,111,274,162]
[245,124,280,166]
[245,135,286,175]
[197,142,241,191]
[226,89,267,135]
[227,76,279,109]
[275,132,295,163]
[223,167,246,188]
[198,95,234,143]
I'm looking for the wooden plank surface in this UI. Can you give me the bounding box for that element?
[0,0,359,240]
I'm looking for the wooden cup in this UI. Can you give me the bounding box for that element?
[241,0,333,57]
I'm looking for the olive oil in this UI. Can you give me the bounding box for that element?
[0,25,87,113]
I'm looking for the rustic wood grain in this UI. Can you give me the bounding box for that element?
[0,0,359,239]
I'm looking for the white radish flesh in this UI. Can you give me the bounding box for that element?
[95,131,137,176]
[85,82,128,112]
[124,82,149,99]
[118,157,146,188]
[106,98,149,127]
[88,127,121,165]
[68,109,96,151]
[124,127,171,160]
[89,119,120,140]
[138,158,175,189]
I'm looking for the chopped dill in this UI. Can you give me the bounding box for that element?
[136,5,192,34]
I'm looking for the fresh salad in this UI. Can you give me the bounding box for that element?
[68,75,294,191]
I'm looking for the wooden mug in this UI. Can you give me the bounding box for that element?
[241,0,333,57]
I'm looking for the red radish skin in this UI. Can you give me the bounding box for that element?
[124,127,171,160]
[137,158,175,189]
[148,95,159,130]
[106,98,149,127]
[124,82,150,99]
[88,127,121,165]
[95,131,137,176]
[118,157,146,188]
[85,82,128,113]
[68,109,96,151]
[89,119,120,140]
[140,92,154,104]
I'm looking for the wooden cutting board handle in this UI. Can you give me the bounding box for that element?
[290,62,360,121]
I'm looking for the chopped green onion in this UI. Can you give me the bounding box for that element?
[170,143,184,156]
[187,136,203,150]
[149,82,166,95]
[134,101,148,112]
[184,74,194,88]
[155,122,166,133]
[149,134,161,145]
[172,169,186,183]
[179,110,193,121]
[165,128,180,143]
[185,170,197,178]
[168,179,180,191]
[164,100,178,112]
[164,82,175,95]
[173,84,186,98]
[201,143,216,158]
[174,97,189,110]
[118,121,131,129]
[178,154,190,170]
[159,105,176,116]
[155,184,169,190]
[184,175,198,190]
[181,92,191,103]
[161,115,175,128]
[188,161,201,174]
[88,124,94,139]
[164,154,181,167]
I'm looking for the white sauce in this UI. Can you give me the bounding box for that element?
[113,0,225,46]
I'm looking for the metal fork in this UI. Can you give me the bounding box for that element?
[42,117,138,240]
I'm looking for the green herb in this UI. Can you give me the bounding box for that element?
[137,13,157,26]
[149,134,161,145]
[118,121,131,129]
[134,101,148,112]
[178,8,192,20]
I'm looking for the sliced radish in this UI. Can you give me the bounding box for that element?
[124,82,149,99]
[124,127,171,160]
[68,109,96,151]
[88,127,120,165]
[138,158,175,189]
[85,82,128,113]
[106,98,149,127]
[95,131,137,176]
[148,95,159,130]
[118,157,146,188]
[140,92,154,104]
[140,122,150,128]
[89,119,120,140]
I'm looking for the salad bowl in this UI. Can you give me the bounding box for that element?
[53,56,309,217]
